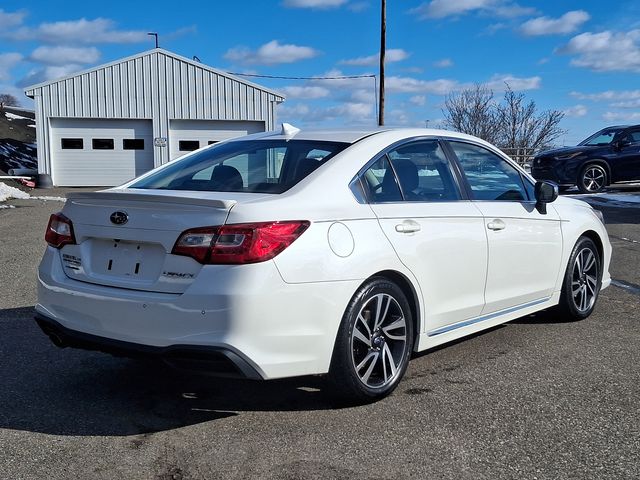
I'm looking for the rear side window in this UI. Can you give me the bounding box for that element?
[449,142,528,201]
[361,156,403,202]
[387,140,461,201]
[131,140,349,193]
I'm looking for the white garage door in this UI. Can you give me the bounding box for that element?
[50,118,154,186]
[169,120,265,160]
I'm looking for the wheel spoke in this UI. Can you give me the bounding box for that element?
[575,253,583,277]
[581,286,589,310]
[382,316,406,341]
[357,313,372,338]
[383,343,397,379]
[585,275,597,294]
[358,351,379,384]
[583,251,595,272]
[353,327,370,346]
[373,294,390,331]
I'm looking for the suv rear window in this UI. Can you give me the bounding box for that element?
[131,140,349,193]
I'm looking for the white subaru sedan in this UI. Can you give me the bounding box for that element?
[36,126,611,402]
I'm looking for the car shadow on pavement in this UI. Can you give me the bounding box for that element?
[0,306,340,437]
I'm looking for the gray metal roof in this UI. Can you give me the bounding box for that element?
[24,48,285,101]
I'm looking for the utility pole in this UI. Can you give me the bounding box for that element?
[378,0,386,126]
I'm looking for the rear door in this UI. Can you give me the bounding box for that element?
[447,141,562,314]
[364,140,487,334]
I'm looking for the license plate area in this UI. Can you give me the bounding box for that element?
[90,239,165,280]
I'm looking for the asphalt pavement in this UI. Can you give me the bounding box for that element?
[0,186,638,480]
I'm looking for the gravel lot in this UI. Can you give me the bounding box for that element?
[1,186,639,480]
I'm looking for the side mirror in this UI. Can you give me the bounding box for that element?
[534,180,558,215]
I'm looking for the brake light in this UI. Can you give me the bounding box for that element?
[172,221,310,264]
[45,213,76,249]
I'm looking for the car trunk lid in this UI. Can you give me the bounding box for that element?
[58,190,237,294]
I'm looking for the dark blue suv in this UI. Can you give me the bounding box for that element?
[531,125,640,193]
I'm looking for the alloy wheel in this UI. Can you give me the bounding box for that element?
[571,246,599,313]
[582,165,606,192]
[350,293,408,388]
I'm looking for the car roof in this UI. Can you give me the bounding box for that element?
[233,125,488,145]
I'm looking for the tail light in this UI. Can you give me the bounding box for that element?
[45,213,76,249]
[172,221,310,264]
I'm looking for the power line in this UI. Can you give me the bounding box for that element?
[227,72,380,120]
[226,72,376,80]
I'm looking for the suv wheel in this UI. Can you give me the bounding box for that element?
[578,164,607,194]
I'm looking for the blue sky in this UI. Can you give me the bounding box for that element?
[1,0,640,144]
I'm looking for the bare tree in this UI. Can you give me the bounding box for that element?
[442,84,565,152]
[0,93,20,111]
[442,84,500,145]
[496,86,565,151]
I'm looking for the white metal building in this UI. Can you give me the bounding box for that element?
[24,49,285,186]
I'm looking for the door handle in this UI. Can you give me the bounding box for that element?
[395,221,421,233]
[487,219,506,231]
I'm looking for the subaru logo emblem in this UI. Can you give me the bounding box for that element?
[110,211,128,225]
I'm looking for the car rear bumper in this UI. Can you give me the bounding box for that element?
[35,313,263,379]
[37,246,361,379]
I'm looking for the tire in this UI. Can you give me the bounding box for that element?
[578,164,607,194]
[328,277,414,403]
[556,237,602,321]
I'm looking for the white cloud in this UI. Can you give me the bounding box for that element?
[224,40,320,65]
[433,58,453,68]
[411,0,535,19]
[278,101,374,124]
[610,99,640,109]
[485,74,541,91]
[282,0,348,8]
[3,18,149,44]
[0,9,25,29]
[347,2,370,12]
[410,95,427,106]
[520,10,590,36]
[602,111,640,122]
[18,64,83,87]
[280,85,330,99]
[0,53,23,81]
[340,49,409,66]
[570,89,640,101]
[29,46,100,66]
[386,76,463,95]
[564,105,588,117]
[558,30,640,72]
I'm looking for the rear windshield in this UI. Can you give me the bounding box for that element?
[131,140,349,193]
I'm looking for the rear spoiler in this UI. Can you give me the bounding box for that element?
[67,191,236,210]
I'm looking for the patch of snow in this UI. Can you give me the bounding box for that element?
[5,112,29,121]
[28,124,35,128]
[0,204,16,209]
[0,182,30,202]
[31,196,66,202]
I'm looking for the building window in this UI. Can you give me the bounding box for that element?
[208,141,218,145]
[123,139,145,150]
[179,140,200,151]
[92,138,115,150]
[61,138,83,149]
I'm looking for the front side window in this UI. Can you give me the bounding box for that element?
[131,140,348,194]
[387,140,461,201]
[449,141,528,201]
[579,128,623,146]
